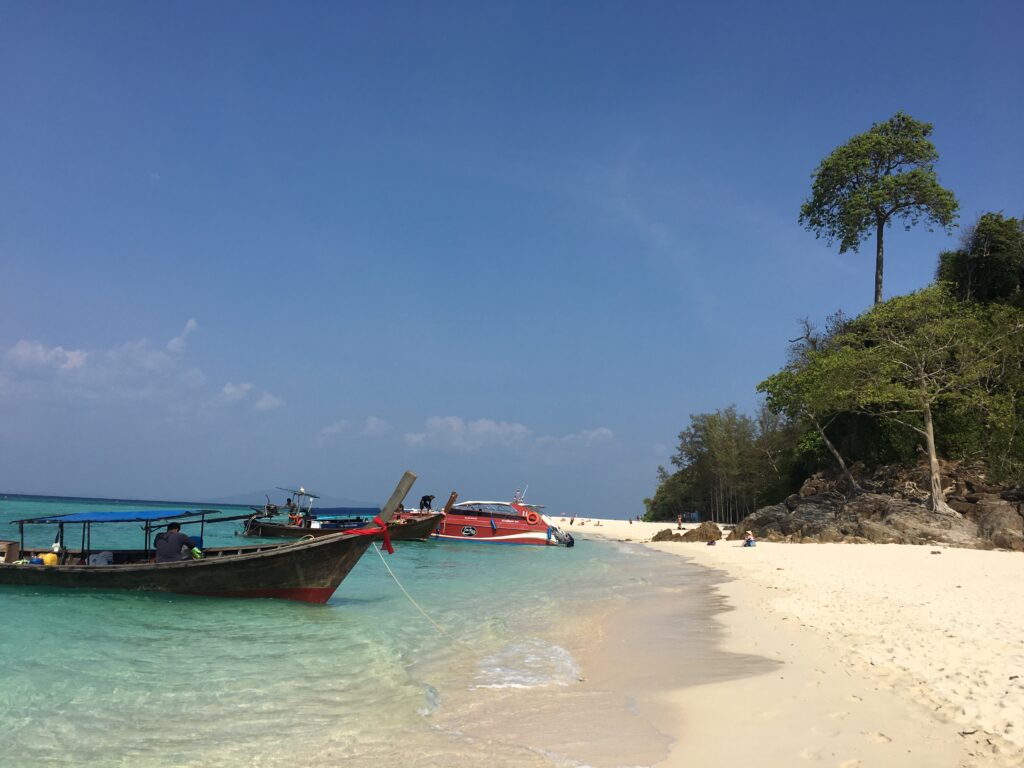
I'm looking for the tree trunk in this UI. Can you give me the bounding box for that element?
[874,218,885,305]
[922,403,956,515]
[811,414,862,496]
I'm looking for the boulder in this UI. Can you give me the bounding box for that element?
[680,521,722,542]
[651,528,682,542]
[975,499,1024,552]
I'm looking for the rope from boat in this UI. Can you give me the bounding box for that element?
[372,543,456,641]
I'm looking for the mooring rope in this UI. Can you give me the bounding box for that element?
[373,543,456,641]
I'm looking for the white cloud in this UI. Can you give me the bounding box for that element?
[317,420,349,443]
[536,426,614,448]
[361,416,390,436]
[405,416,531,452]
[6,340,87,370]
[220,382,284,411]
[0,322,287,423]
[166,318,198,353]
[404,416,614,453]
[222,382,254,402]
[253,392,285,411]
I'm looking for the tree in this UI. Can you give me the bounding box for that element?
[938,212,1024,306]
[800,112,959,305]
[645,406,799,522]
[774,286,1022,514]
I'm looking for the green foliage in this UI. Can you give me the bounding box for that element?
[799,111,958,303]
[938,212,1024,306]
[759,285,1024,487]
[643,405,801,522]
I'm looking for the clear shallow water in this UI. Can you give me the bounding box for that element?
[0,496,669,766]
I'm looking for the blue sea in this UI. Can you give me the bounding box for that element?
[0,495,708,767]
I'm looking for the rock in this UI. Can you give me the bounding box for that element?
[651,528,682,542]
[799,473,833,497]
[719,461,1021,551]
[1001,487,1024,503]
[680,521,722,542]
[975,499,1024,552]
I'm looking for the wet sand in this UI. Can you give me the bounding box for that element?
[426,542,774,767]
[572,518,1024,767]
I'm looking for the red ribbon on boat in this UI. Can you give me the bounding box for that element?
[350,515,394,554]
[374,515,394,554]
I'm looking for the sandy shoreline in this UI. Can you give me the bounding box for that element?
[567,517,1024,767]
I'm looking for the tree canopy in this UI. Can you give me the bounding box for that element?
[799,112,958,304]
[938,212,1024,306]
[759,285,1024,512]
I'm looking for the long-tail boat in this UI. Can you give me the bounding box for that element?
[243,509,442,541]
[0,472,416,604]
[241,486,446,542]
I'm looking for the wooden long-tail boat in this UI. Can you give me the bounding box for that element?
[0,472,416,604]
[243,492,455,541]
[243,511,443,541]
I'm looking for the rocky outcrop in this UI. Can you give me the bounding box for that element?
[651,521,723,543]
[680,521,722,542]
[651,528,682,542]
[975,499,1024,551]
[730,462,1024,551]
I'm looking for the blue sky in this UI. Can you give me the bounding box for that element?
[1,1,1022,515]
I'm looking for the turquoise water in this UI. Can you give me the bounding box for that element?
[0,495,673,766]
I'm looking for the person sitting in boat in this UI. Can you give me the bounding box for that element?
[154,522,200,562]
[419,494,435,511]
[285,497,303,526]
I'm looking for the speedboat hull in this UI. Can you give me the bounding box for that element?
[423,501,573,546]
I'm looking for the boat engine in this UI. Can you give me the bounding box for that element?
[551,527,575,548]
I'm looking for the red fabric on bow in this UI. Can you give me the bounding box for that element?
[349,515,394,554]
[373,515,394,554]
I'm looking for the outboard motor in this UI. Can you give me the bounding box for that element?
[551,526,575,547]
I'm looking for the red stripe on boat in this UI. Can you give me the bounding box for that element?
[187,587,337,604]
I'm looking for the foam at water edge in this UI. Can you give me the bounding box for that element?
[474,638,582,689]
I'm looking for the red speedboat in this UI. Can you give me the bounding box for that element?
[406,494,573,546]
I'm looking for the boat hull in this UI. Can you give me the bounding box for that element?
[431,512,559,545]
[0,532,375,604]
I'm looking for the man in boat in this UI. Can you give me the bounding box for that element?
[419,494,435,511]
[285,497,303,526]
[154,522,200,562]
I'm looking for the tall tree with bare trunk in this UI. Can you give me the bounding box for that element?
[800,112,959,305]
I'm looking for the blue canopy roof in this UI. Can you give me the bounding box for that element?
[313,507,381,518]
[13,509,213,525]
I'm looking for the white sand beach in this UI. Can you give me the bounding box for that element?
[570,518,1024,767]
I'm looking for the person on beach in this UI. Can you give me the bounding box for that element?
[154,522,199,562]
[677,513,683,530]
[743,530,757,547]
[419,494,435,511]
